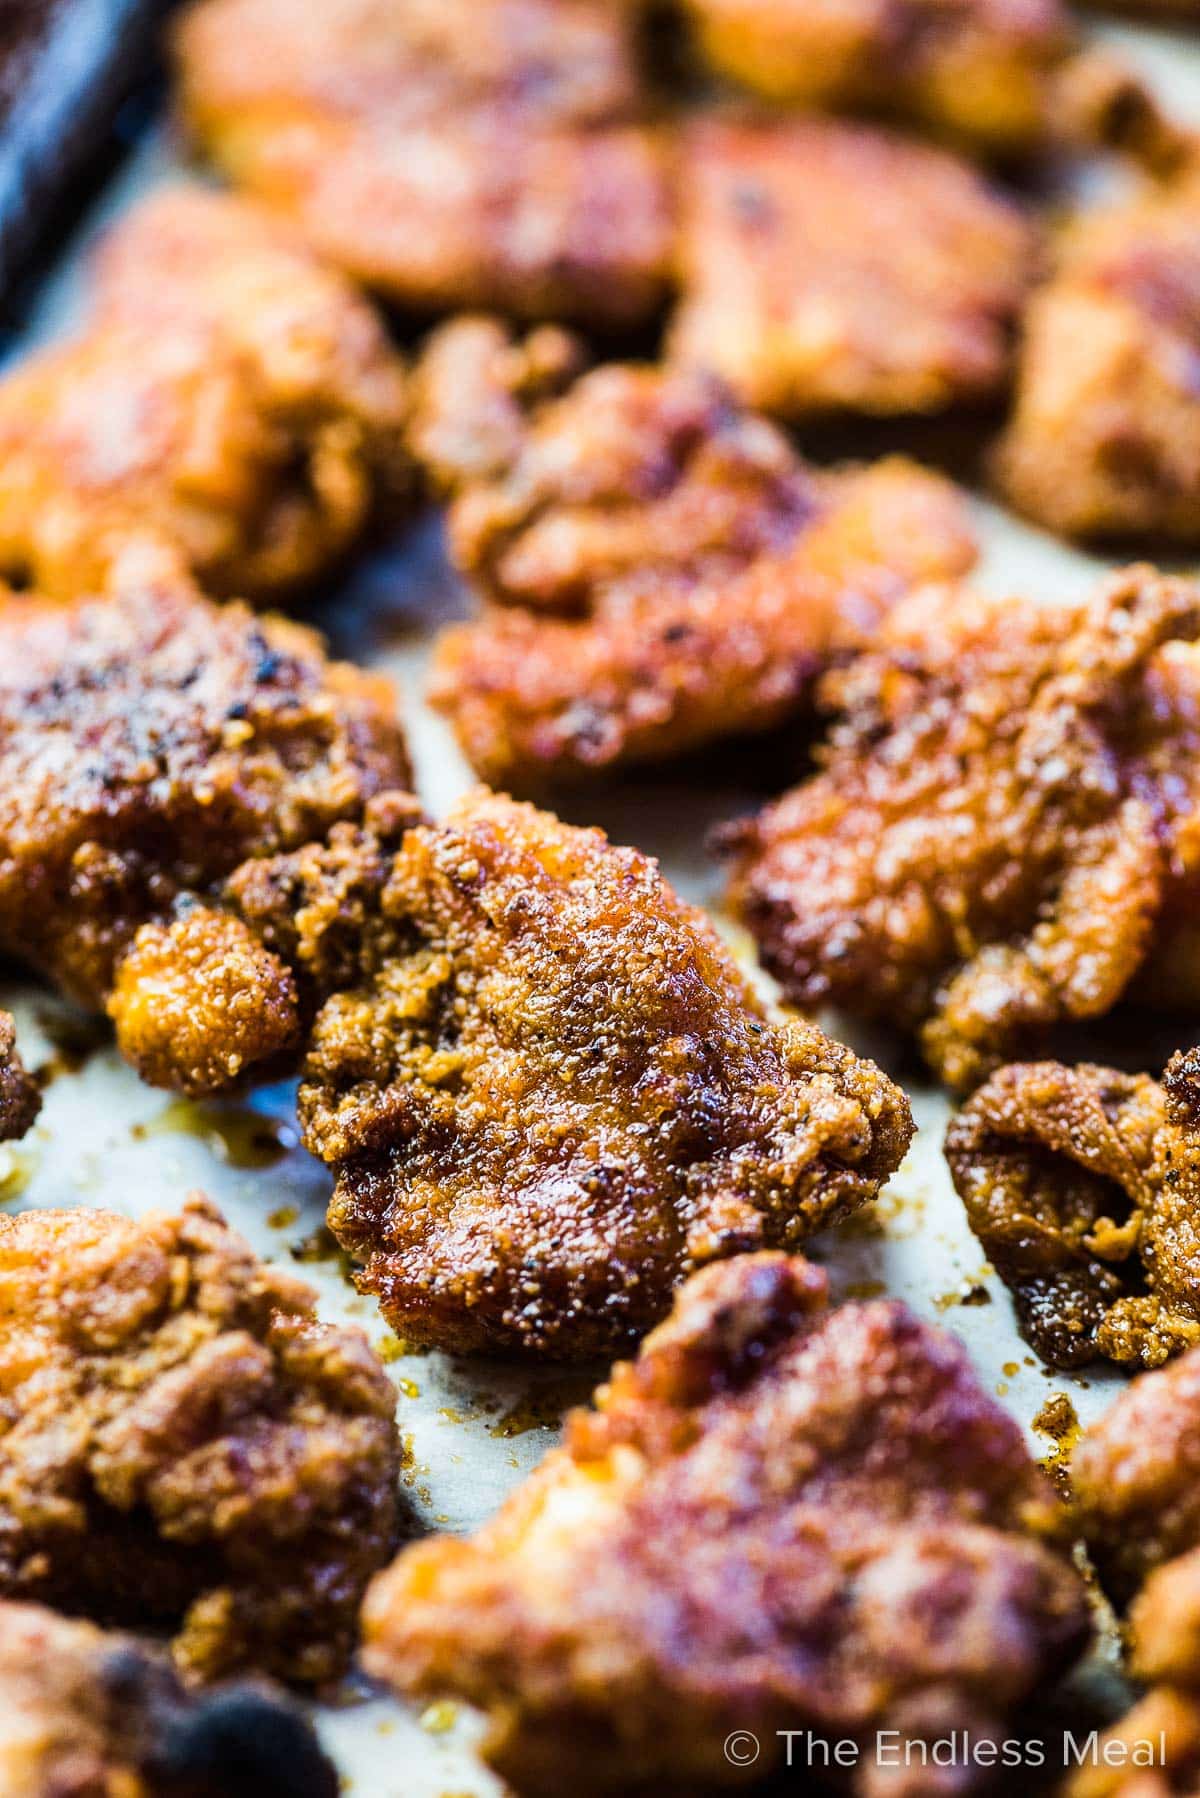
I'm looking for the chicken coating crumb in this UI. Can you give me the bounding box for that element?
[945,1053,1200,1370]
[174,0,673,327]
[430,357,976,786]
[0,1015,38,1144]
[155,789,908,1357]
[363,1251,1089,1796]
[0,1600,338,1798]
[0,1197,401,1685]
[680,0,1179,166]
[407,316,584,497]
[0,537,410,1096]
[668,116,1039,421]
[722,566,1200,1092]
[996,175,1200,544]
[0,187,410,601]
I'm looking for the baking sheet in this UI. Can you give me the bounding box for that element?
[6,17,1200,1793]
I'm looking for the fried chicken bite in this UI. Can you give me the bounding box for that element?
[298,794,912,1358]
[1045,1353,1200,1796]
[722,566,1200,1092]
[0,1601,338,1798]
[0,1014,38,1144]
[174,0,673,328]
[149,788,906,1357]
[434,462,977,788]
[945,1051,1200,1370]
[0,1197,401,1685]
[1074,1340,1200,1606]
[1062,1565,1200,1798]
[445,361,819,611]
[0,538,410,1096]
[429,357,975,786]
[406,316,585,497]
[363,1251,1089,1795]
[680,0,1179,166]
[997,174,1200,544]
[0,186,410,601]
[1064,1354,1200,1795]
[668,116,1039,421]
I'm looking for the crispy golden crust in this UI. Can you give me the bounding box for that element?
[0,542,409,1096]
[363,1252,1088,1795]
[445,362,820,612]
[174,0,672,326]
[1063,1549,1200,1795]
[1133,1549,1200,1696]
[683,0,1068,146]
[1064,1685,1200,1798]
[945,1054,1200,1370]
[430,357,975,785]
[668,116,1038,420]
[0,1198,401,1685]
[1068,1372,1200,1797]
[0,1015,38,1145]
[1075,1344,1200,1608]
[434,464,976,789]
[111,911,302,1099]
[219,791,916,1359]
[109,793,425,1103]
[177,0,646,135]
[723,568,1200,1091]
[997,179,1200,543]
[681,0,1158,163]
[406,316,584,497]
[0,1600,338,1798]
[0,188,410,601]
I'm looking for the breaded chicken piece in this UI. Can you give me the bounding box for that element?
[429,358,976,785]
[668,116,1039,420]
[0,1015,38,1144]
[722,567,1200,1092]
[0,539,410,1096]
[945,1051,1200,1369]
[407,316,584,497]
[363,1251,1089,1795]
[445,362,821,612]
[0,1601,338,1798]
[1075,1340,1200,1606]
[1066,1690,1200,1798]
[434,466,977,787]
[1067,1358,1200,1796]
[301,796,913,1357]
[174,0,673,327]
[0,187,410,601]
[0,1198,401,1684]
[284,795,915,1357]
[681,0,1179,166]
[997,176,1200,543]
[123,790,910,1356]
[1062,1557,1200,1798]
